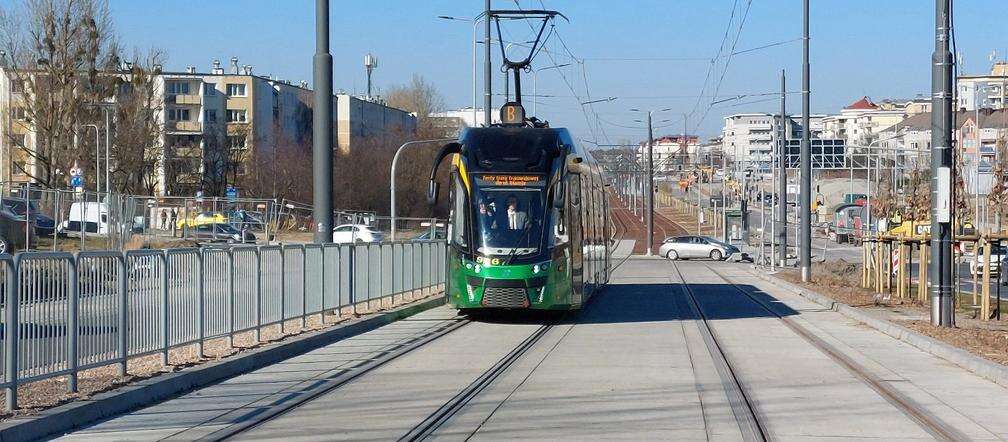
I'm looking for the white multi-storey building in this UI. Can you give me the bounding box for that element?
[957,62,1008,111]
[721,113,825,172]
[821,97,906,147]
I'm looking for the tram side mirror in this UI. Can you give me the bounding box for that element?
[427,181,440,205]
[566,154,585,174]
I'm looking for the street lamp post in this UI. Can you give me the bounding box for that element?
[389,138,454,241]
[438,15,482,126]
[82,124,101,192]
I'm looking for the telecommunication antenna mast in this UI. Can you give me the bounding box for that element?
[364,53,378,99]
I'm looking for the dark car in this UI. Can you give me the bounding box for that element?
[1,198,55,236]
[191,223,256,244]
[0,204,32,253]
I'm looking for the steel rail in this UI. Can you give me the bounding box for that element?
[702,264,968,442]
[669,260,769,442]
[202,318,472,441]
[399,321,557,441]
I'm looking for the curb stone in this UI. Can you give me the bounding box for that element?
[749,270,1008,389]
[0,295,447,442]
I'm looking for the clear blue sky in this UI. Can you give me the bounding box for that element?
[109,0,1008,144]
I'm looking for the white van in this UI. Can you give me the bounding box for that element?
[58,202,110,236]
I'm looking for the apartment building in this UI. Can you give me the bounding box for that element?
[635,135,700,174]
[957,62,1008,111]
[429,107,502,137]
[1,57,416,196]
[721,113,825,172]
[0,67,33,184]
[821,97,906,147]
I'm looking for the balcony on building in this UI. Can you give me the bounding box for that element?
[167,120,202,133]
[172,94,202,105]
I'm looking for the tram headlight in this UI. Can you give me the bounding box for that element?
[533,261,550,274]
[474,264,482,273]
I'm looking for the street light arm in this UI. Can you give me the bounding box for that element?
[389,138,456,241]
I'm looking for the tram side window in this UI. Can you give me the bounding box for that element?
[451,176,468,248]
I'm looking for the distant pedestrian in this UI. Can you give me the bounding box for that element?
[159,209,168,230]
[170,208,178,236]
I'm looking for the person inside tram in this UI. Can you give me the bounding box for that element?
[505,196,527,230]
[479,198,497,229]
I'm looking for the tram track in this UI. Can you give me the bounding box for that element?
[668,260,769,442]
[399,319,560,441]
[697,263,968,442]
[204,318,473,441]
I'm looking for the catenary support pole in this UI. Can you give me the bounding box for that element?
[779,69,788,267]
[646,111,654,255]
[484,0,492,126]
[930,0,954,326]
[800,0,812,281]
[312,0,334,243]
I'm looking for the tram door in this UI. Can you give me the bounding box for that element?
[567,174,584,305]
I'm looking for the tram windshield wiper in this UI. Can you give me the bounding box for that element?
[503,220,534,266]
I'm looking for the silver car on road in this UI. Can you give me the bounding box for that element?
[659,235,739,261]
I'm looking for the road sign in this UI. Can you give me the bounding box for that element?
[195,190,204,202]
[226,186,238,202]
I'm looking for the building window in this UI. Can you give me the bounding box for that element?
[228,135,246,150]
[167,108,191,121]
[12,134,26,148]
[166,81,190,95]
[226,83,246,97]
[227,109,247,123]
[12,107,27,120]
[204,83,216,96]
[10,80,24,94]
[205,110,217,123]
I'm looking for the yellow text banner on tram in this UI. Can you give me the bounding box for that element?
[478,174,543,186]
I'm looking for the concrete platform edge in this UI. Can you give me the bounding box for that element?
[0,294,448,442]
[750,270,1008,389]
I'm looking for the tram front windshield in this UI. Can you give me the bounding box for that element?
[474,187,545,257]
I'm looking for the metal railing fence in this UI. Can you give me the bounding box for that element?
[0,239,446,411]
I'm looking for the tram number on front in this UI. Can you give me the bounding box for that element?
[500,101,525,125]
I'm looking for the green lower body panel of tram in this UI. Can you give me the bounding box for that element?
[447,256,575,310]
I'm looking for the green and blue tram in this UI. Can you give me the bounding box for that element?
[427,123,611,311]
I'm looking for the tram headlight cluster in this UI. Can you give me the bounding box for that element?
[532,261,551,274]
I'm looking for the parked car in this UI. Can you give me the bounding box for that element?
[970,244,1008,279]
[190,223,256,244]
[332,224,383,243]
[0,204,31,253]
[1,198,55,236]
[659,235,739,261]
[411,229,446,241]
[176,211,228,229]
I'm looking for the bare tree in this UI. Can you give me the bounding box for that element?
[110,49,165,194]
[1,0,118,188]
[384,74,446,133]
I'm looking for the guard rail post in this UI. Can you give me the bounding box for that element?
[160,250,169,367]
[255,247,262,343]
[4,256,18,411]
[300,245,307,330]
[197,251,205,358]
[67,255,79,393]
[228,248,236,349]
[279,245,286,335]
[116,254,127,376]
